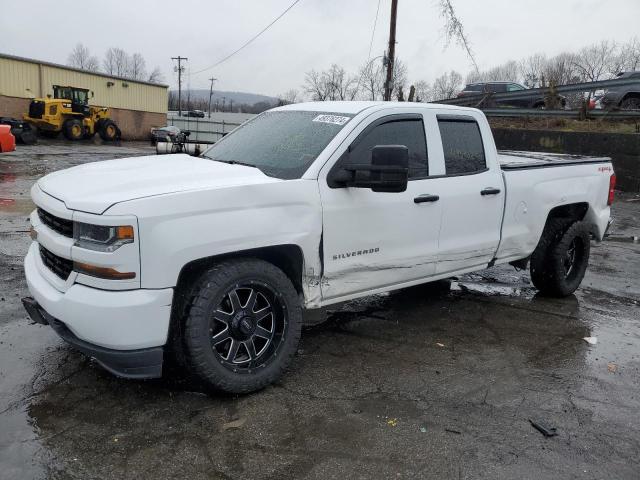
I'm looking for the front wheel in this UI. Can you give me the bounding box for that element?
[181,258,302,393]
[98,120,120,141]
[530,220,591,297]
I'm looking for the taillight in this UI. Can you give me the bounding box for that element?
[608,174,616,206]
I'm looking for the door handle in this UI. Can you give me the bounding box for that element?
[481,187,501,196]
[414,194,440,204]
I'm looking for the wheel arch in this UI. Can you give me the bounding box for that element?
[620,91,640,104]
[174,244,305,300]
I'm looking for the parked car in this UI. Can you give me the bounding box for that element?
[458,81,567,109]
[23,102,614,393]
[0,124,16,153]
[186,110,205,118]
[598,71,640,110]
[150,125,181,144]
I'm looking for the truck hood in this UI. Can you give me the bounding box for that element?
[37,154,279,214]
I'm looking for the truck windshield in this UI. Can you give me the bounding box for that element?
[201,111,354,179]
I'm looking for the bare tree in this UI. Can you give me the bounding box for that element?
[303,69,332,101]
[303,65,359,101]
[129,53,147,81]
[432,70,463,100]
[327,64,359,100]
[277,89,300,105]
[389,59,408,100]
[413,80,433,102]
[543,52,581,86]
[147,67,164,83]
[439,0,479,74]
[67,43,100,72]
[466,60,520,85]
[519,54,548,88]
[103,47,131,77]
[359,60,385,100]
[573,40,617,82]
[613,37,640,74]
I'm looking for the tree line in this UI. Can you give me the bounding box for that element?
[279,37,640,104]
[67,43,164,83]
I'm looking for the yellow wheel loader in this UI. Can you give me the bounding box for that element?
[24,85,120,141]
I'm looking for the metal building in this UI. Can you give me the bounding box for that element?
[0,53,168,139]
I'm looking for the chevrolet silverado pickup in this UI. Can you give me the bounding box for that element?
[22,101,616,393]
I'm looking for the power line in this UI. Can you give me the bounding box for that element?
[367,0,383,64]
[354,0,383,95]
[192,0,303,75]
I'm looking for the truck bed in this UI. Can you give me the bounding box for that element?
[498,150,611,170]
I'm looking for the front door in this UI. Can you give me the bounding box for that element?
[319,114,443,301]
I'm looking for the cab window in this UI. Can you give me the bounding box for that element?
[346,119,429,179]
[437,117,486,175]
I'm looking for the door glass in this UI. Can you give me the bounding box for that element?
[438,119,486,175]
[507,83,525,91]
[346,119,429,179]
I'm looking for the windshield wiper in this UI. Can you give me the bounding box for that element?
[209,158,260,170]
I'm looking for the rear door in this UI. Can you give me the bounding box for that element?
[433,114,504,274]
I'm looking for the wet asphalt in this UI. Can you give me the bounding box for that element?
[0,140,639,480]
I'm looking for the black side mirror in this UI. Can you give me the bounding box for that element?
[183,131,191,137]
[329,145,409,193]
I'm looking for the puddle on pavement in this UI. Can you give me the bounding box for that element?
[451,271,535,297]
[0,197,35,215]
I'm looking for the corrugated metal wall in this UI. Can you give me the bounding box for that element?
[0,55,167,114]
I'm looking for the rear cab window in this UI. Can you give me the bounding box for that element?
[437,116,487,175]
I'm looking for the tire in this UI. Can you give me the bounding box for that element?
[98,120,119,141]
[530,219,591,297]
[620,97,640,110]
[179,258,302,394]
[38,128,59,139]
[63,119,84,141]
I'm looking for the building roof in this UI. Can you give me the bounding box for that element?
[0,52,168,88]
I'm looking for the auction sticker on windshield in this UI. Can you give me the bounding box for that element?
[312,114,351,125]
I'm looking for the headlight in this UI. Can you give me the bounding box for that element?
[73,222,134,252]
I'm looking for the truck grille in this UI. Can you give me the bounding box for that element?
[38,208,73,237]
[39,245,73,280]
[29,100,45,119]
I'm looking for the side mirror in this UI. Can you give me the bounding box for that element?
[329,145,409,193]
[183,130,191,137]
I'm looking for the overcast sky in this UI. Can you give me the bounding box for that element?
[2,0,639,97]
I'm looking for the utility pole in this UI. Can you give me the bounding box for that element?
[383,0,398,101]
[171,56,188,116]
[222,97,226,112]
[208,77,217,118]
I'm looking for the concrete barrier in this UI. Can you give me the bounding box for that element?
[492,128,640,192]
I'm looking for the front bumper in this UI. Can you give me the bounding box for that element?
[22,297,164,378]
[24,242,174,378]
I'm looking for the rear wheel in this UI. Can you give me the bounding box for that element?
[530,219,591,297]
[179,258,302,393]
[98,120,119,141]
[620,96,640,110]
[63,119,84,141]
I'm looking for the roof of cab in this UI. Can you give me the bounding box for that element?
[272,100,477,115]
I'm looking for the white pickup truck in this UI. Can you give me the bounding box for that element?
[22,101,616,393]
